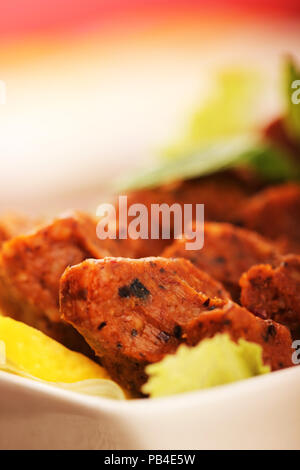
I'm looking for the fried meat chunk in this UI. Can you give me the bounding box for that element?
[0,212,134,353]
[163,223,281,300]
[60,257,292,394]
[126,174,249,221]
[240,254,300,338]
[0,213,42,247]
[235,184,300,254]
[120,172,251,257]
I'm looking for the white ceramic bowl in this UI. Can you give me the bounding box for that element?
[0,365,300,450]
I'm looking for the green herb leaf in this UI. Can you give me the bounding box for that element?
[118,135,298,191]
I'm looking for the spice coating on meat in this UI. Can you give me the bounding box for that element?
[60,257,292,394]
[0,212,135,353]
[163,222,281,301]
[235,184,300,254]
[240,254,300,338]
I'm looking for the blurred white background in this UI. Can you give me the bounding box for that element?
[0,13,300,213]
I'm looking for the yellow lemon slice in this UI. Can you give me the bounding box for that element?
[0,315,125,399]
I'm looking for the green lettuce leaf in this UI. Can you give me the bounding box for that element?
[142,334,270,398]
[118,135,298,191]
[162,68,263,161]
[117,65,300,191]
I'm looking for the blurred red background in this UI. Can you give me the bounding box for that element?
[1,0,300,40]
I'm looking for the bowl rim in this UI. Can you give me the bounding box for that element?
[1,365,299,414]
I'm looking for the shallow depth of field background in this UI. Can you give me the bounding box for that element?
[0,0,300,213]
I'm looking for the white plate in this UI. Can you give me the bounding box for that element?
[0,366,300,450]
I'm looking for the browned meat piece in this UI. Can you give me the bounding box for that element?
[162,222,281,301]
[172,174,251,221]
[240,254,300,338]
[264,117,300,161]
[0,226,7,246]
[119,172,252,257]
[126,173,251,222]
[0,213,42,247]
[0,212,135,354]
[234,184,300,254]
[60,257,292,394]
